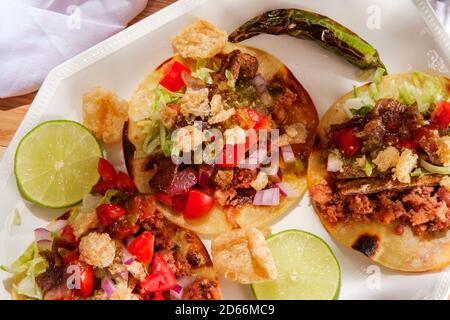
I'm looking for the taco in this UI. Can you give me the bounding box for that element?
[124,20,319,234]
[3,160,220,300]
[308,71,450,272]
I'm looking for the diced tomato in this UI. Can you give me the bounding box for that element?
[333,128,361,157]
[116,171,137,193]
[399,139,420,150]
[63,251,79,265]
[60,225,77,245]
[217,143,247,167]
[98,158,117,182]
[141,254,177,292]
[91,180,116,195]
[91,158,118,194]
[431,101,450,129]
[168,104,180,113]
[152,292,165,300]
[76,261,94,298]
[183,190,215,219]
[155,192,173,206]
[247,108,263,123]
[159,61,191,92]
[127,231,154,263]
[96,204,127,227]
[254,116,270,130]
[172,193,189,212]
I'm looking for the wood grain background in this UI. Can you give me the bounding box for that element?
[0,0,175,159]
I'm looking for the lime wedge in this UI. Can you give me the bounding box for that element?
[252,230,340,300]
[14,120,102,208]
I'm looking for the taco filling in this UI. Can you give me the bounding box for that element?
[310,73,450,237]
[124,20,318,232]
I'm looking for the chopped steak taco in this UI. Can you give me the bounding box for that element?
[124,20,319,234]
[308,70,450,271]
[2,159,220,300]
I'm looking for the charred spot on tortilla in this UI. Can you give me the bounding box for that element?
[352,234,379,257]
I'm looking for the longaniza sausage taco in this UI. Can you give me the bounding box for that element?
[124,20,319,234]
[308,70,450,272]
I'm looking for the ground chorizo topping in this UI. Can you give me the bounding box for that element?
[311,180,450,236]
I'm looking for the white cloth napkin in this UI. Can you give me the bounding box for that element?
[0,0,148,98]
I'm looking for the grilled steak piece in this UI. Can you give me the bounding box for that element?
[337,175,442,196]
[224,50,259,80]
[149,160,197,196]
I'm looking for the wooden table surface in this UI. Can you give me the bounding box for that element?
[0,0,175,160]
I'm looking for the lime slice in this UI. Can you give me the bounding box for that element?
[252,230,340,300]
[14,120,102,208]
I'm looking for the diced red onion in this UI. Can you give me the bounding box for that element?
[253,188,280,206]
[34,228,51,242]
[170,285,183,300]
[198,166,213,188]
[281,145,295,164]
[118,270,129,282]
[177,276,196,288]
[327,153,343,172]
[121,248,135,265]
[37,239,53,252]
[46,220,67,233]
[276,182,299,198]
[101,276,115,298]
[252,74,267,94]
[170,276,196,300]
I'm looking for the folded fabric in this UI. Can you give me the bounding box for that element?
[0,0,148,98]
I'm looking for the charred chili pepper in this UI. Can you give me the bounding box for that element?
[229,8,387,72]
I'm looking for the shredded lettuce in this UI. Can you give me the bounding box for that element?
[350,105,373,117]
[101,189,118,204]
[373,67,385,85]
[225,69,236,90]
[410,167,430,177]
[1,242,48,299]
[364,160,374,177]
[142,134,161,155]
[353,85,359,98]
[145,85,184,122]
[160,124,172,157]
[12,209,21,226]
[191,59,214,84]
[343,95,375,118]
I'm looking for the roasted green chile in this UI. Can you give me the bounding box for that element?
[229,8,387,72]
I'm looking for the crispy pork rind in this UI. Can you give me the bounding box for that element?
[172,20,227,59]
[82,87,128,143]
[211,227,277,284]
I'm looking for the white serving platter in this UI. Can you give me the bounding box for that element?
[1,0,449,300]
